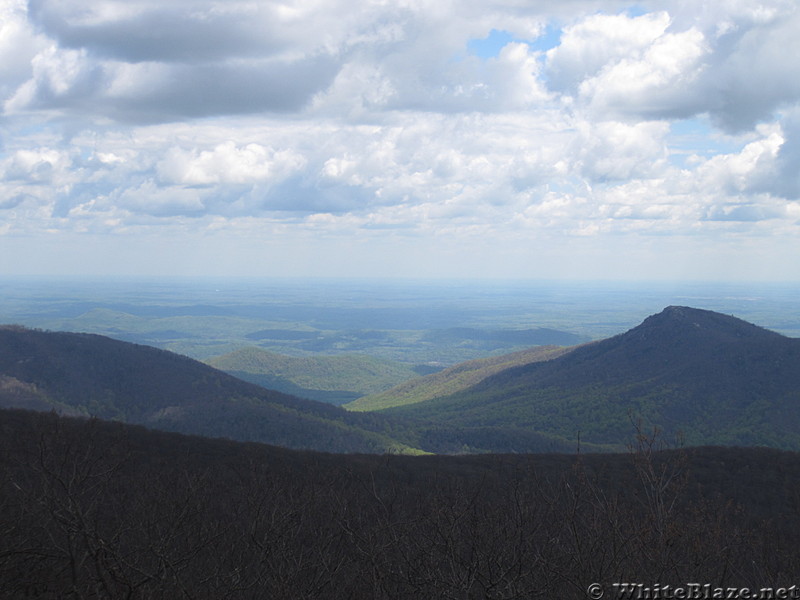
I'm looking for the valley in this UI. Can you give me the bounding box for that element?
[2,277,800,597]
[1,279,799,453]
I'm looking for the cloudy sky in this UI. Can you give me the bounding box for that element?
[1,0,799,281]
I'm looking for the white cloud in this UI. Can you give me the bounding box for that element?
[546,12,673,93]
[1,0,799,280]
[117,180,205,218]
[572,120,670,181]
[0,0,47,101]
[695,126,784,196]
[158,142,306,185]
[550,3,800,131]
[578,27,708,119]
[3,147,70,182]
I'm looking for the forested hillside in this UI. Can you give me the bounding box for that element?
[205,346,424,404]
[346,345,571,411]
[1,408,798,598]
[3,305,800,454]
[0,326,422,454]
[379,307,800,449]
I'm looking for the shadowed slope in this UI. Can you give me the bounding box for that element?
[383,307,800,449]
[0,326,423,454]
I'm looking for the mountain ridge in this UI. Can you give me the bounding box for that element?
[345,345,572,412]
[3,306,799,453]
[379,307,800,449]
[0,325,424,454]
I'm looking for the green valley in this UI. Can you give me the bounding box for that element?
[205,347,428,405]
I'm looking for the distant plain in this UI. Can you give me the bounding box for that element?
[1,278,797,367]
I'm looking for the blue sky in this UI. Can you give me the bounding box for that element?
[1,0,800,281]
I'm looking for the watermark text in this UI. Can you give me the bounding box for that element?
[586,583,800,600]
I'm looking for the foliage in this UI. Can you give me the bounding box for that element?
[205,346,422,405]
[0,326,427,454]
[1,408,799,598]
[346,345,571,412]
[3,305,800,455]
[380,307,800,450]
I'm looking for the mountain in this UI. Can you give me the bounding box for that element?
[205,347,423,405]
[378,307,800,450]
[5,306,799,455]
[0,325,424,454]
[345,345,571,412]
[0,325,598,455]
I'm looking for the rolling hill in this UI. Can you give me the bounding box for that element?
[0,325,603,455]
[4,306,799,455]
[205,347,424,405]
[345,345,572,412]
[0,325,424,454]
[377,306,800,450]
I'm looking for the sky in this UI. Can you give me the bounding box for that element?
[1,0,800,282]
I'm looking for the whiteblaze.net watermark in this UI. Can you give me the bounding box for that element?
[586,583,800,600]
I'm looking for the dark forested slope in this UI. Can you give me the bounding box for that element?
[384,307,800,449]
[1,408,799,598]
[0,325,421,453]
[5,305,800,455]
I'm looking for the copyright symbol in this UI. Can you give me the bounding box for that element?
[587,583,604,599]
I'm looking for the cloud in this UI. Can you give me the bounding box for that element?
[1,0,800,280]
[578,26,709,120]
[691,125,786,199]
[0,0,46,100]
[115,180,205,218]
[26,0,369,63]
[548,4,800,132]
[0,192,32,210]
[158,142,306,186]
[572,120,670,181]
[3,147,69,182]
[8,0,800,128]
[702,202,779,223]
[11,0,561,121]
[546,12,673,93]
[768,110,800,200]
[6,47,341,121]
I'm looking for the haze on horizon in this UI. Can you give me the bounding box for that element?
[1,0,800,282]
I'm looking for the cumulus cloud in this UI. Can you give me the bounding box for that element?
[6,47,341,121]
[0,0,46,100]
[3,147,70,182]
[695,126,784,196]
[1,0,799,279]
[8,0,561,121]
[158,142,306,186]
[549,3,800,132]
[26,0,368,63]
[116,180,206,218]
[547,12,674,93]
[768,110,800,200]
[572,120,670,181]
